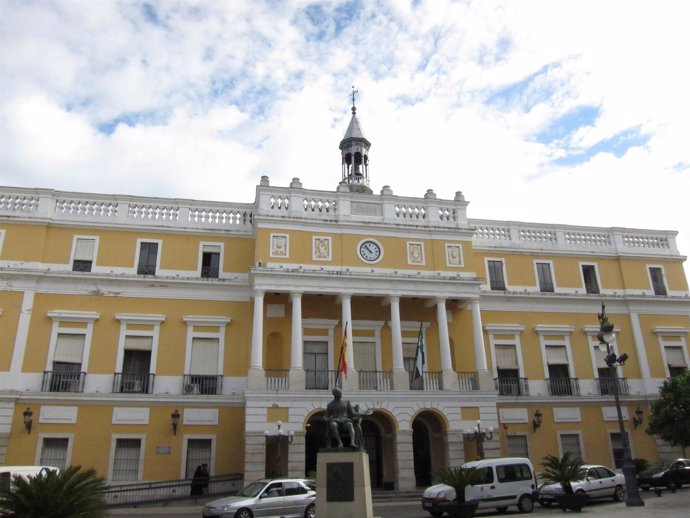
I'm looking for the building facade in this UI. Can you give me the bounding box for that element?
[1,108,689,490]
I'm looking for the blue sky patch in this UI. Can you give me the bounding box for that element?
[535,105,600,145]
[486,63,559,112]
[97,111,169,135]
[551,126,650,167]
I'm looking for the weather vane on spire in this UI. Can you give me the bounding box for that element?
[351,85,358,114]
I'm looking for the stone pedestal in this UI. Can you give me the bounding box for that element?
[316,450,378,518]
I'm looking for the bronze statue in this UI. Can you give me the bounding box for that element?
[325,387,357,448]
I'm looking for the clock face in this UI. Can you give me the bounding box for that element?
[358,239,382,263]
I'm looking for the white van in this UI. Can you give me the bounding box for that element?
[0,466,59,491]
[422,457,538,515]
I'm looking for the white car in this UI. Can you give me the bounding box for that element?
[538,464,625,506]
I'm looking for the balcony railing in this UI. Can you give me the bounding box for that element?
[183,375,222,395]
[410,371,443,391]
[265,369,289,391]
[458,371,479,391]
[305,369,339,390]
[596,377,629,396]
[494,377,529,396]
[42,371,85,392]
[547,377,580,396]
[113,373,155,394]
[358,370,392,391]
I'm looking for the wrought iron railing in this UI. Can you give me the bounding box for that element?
[183,374,222,395]
[596,377,629,395]
[494,377,529,396]
[265,369,289,391]
[546,377,580,396]
[305,369,338,390]
[358,370,392,391]
[41,371,86,392]
[102,473,243,507]
[458,371,479,391]
[113,373,155,394]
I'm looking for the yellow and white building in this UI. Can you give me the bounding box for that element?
[1,107,689,490]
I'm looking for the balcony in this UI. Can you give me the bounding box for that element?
[547,377,580,396]
[305,369,338,390]
[42,371,85,392]
[113,373,155,394]
[494,377,529,396]
[596,377,629,396]
[458,371,479,391]
[183,374,222,395]
[358,370,392,391]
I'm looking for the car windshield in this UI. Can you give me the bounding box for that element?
[237,481,268,497]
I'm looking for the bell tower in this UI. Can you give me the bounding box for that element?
[339,87,372,194]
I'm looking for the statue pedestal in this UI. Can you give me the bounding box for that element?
[316,450,378,518]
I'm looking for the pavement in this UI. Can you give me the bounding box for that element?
[108,487,690,516]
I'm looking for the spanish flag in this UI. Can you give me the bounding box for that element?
[338,322,349,377]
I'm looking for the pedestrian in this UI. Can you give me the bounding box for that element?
[191,463,210,496]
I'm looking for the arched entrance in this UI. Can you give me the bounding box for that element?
[412,411,447,487]
[305,412,327,478]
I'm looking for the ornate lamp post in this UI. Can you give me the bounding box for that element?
[465,421,493,459]
[597,303,644,507]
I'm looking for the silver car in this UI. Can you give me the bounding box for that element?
[538,464,625,506]
[202,478,316,518]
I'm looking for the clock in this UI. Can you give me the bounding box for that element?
[358,239,382,263]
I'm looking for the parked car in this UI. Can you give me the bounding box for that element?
[201,478,315,518]
[422,457,538,516]
[0,466,60,492]
[637,458,690,491]
[538,464,625,506]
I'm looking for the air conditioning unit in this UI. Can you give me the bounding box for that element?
[184,383,200,394]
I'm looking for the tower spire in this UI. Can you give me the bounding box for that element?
[339,86,372,194]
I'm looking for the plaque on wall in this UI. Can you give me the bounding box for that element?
[326,462,354,502]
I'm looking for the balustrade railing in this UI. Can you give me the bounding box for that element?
[305,369,338,390]
[458,371,479,391]
[265,369,289,391]
[410,371,443,391]
[41,371,85,393]
[494,377,529,396]
[358,370,392,391]
[183,375,222,395]
[596,377,629,396]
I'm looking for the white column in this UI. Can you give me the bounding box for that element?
[436,298,452,371]
[629,312,652,393]
[470,299,492,390]
[390,296,404,371]
[290,292,303,369]
[248,290,265,389]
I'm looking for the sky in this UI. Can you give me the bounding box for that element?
[1,0,688,277]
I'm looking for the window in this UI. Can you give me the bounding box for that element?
[201,245,221,278]
[189,338,220,394]
[487,260,506,290]
[610,432,627,469]
[581,264,600,294]
[39,437,69,468]
[496,462,533,482]
[546,345,573,396]
[72,238,96,272]
[49,334,85,392]
[185,438,213,479]
[665,346,688,377]
[649,267,667,295]
[112,438,142,481]
[304,341,329,390]
[560,433,583,461]
[137,242,158,275]
[536,262,554,292]
[495,344,522,395]
[120,336,153,393]
[506,435,529,458]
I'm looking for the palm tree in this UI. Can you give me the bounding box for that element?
[541,452,586,495]
[436,466,483,503]
[0,465,107,518]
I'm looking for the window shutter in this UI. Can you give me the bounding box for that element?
[353,342,375,370]
[40,438,69,469]
[495,344,519,369]
[666,346,687,367]
[190,338,218,375]
[74,238,95,260]
[112,438,141,481]
[202,244,221,253]
[594,346,608,368]
[546,345,568,364]
[560,433,582,460]
[53,334,85,364]
[125,336,153,351]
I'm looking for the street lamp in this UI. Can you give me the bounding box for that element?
[465,420,493,459]
[597,303,644,507]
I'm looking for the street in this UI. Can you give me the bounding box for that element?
[110,487,690,518]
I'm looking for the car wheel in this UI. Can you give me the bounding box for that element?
[234,509,253,518]
[613,484,624,501]
[517,494,534,513]
[667,481,678,492]
[304,502,315,518]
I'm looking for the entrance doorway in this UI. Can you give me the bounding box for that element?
[412,412,446,487]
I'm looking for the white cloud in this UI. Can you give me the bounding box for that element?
[0,0,688,276]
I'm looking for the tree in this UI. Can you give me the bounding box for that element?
[540,452,586,495]
[646,370,690,456]
[0,465,107,518]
